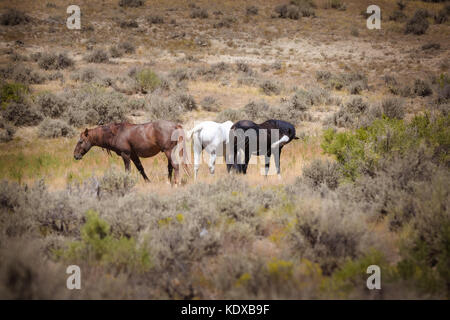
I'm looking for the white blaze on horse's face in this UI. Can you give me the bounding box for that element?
[271,135,290,149]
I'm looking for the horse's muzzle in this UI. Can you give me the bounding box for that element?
[74,154,82,160]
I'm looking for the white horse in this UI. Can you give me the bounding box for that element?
[186,120,234,179]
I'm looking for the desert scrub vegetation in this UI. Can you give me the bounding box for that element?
[316,70,368,93]
[302,159,340,190]
[386,76,433,98]
[201,96,220,112]
[0,9,30,26]
[37,52,74,70]
[84,49,110,64]
[55,210,151,273]
[97,169,137,198]
[1,154,448,298]
[190,8,209,19]
[322,113,449,180]
[381,97,405,120]
[1,99,42,127]
[145,91,197,122]
[135,69,161,93]
[0,65,46,84]
[274,0,316,19]
[0,119,15,142]
[119,0,144,8]
[0,82,28,107]
[325,96,381,129]
[61,86,139,126]
[38,118,75,138]
[259,79,283,96]
[405,9,430,35]
[2,84,143,128]
[246,6,259,16]
[215,90,314,125]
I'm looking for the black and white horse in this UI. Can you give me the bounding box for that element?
[227,119,298,177]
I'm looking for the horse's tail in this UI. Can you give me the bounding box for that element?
[176,125,192,177]
[186,123,204,140]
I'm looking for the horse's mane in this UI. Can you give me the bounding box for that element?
[97,122,131,156]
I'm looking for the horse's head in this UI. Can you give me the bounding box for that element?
[74,128,92,160]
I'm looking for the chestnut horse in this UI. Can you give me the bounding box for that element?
[73,120,190,185]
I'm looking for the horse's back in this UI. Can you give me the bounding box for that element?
[127,120,182,157]
[260,119,296,140]
[196,121,224,147]
[232,120,258,131]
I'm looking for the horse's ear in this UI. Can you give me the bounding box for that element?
[84,128,89,136]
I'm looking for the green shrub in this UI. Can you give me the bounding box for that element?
[135,69,161,93]
[0,83,28,107]
[322,114,450,179]
[56,210,151,272]
[397,172,450,297]
[329,249,388,296]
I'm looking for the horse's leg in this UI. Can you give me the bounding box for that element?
[243,148,250,175]
[121,152,131,172]
[273,147,282,179]
[208,150,216,174]
[193,137,202,180]
[164,150,179,185]
[167,161,173,183]
[130,153,149,182]
[264,152,271,177]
